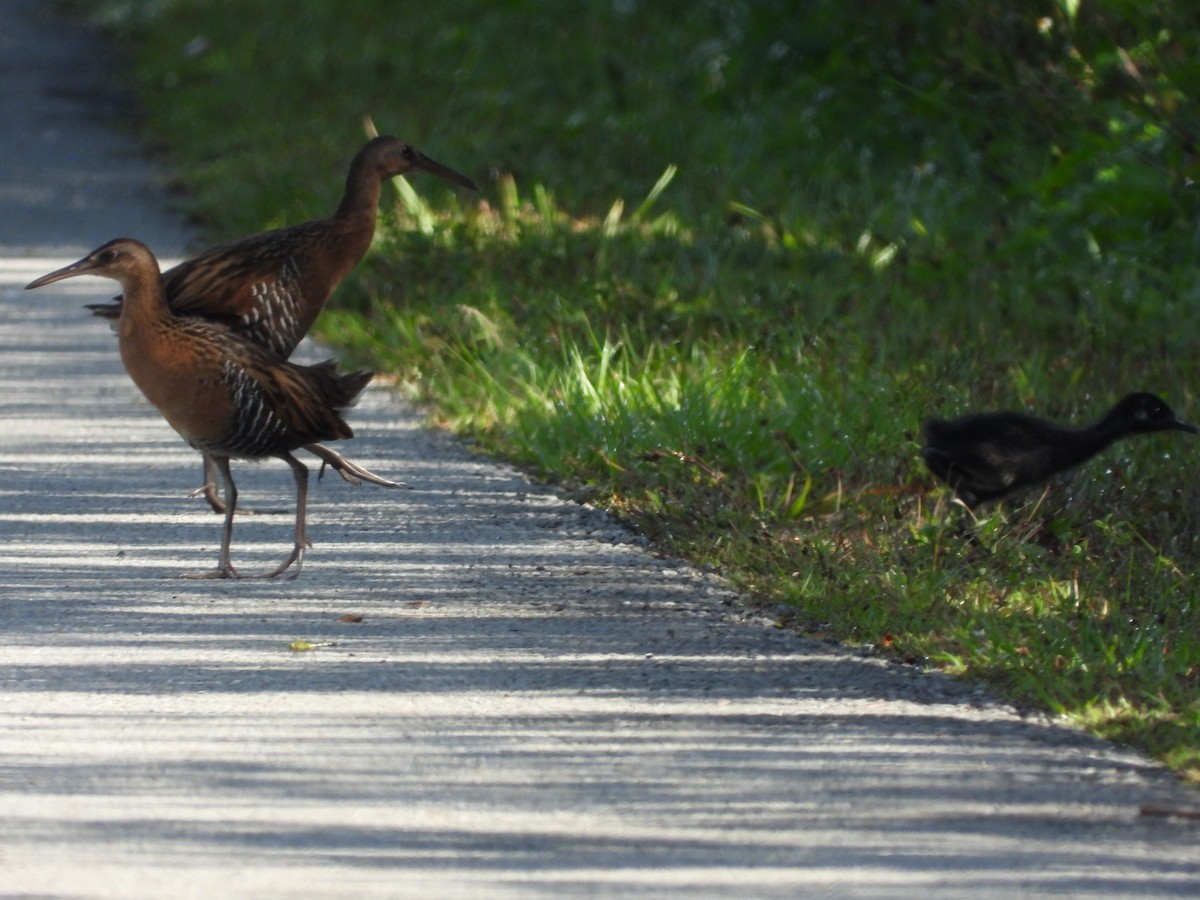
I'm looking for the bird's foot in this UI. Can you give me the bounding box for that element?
[178,544,307,580]
[317,460,357,485]
[304,443,410,490]
[188,482,218,501]
[248,543,306,580]
[180,563,240,580]
[187,483,288,516]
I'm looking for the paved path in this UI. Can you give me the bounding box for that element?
[0,2,1197,896]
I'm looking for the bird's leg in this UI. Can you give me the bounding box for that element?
[182,456,241,579]
[246,452,311,580]
[188,453,226,513]
[189,452,289,516]
[303,442,410,489]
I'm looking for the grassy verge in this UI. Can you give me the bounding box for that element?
[88,0,1199,781]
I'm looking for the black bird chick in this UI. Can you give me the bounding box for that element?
[920,392,1198,508]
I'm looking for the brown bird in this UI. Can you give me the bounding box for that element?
[87,135,476,511]
[28,238,406,579]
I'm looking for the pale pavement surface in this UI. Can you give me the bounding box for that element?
[0,2,1197,897]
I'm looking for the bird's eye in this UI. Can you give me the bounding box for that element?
[401,145,416,160]
[98,249,119,263]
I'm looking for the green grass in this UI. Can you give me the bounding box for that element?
[86,0,1200,782]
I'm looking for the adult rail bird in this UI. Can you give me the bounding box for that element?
[920,392,1198,508]
[28,238,406,579]
[87,136,475,512]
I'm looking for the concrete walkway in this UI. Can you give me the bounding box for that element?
[0,2,1197,896]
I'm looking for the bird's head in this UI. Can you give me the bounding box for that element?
[25,238,160,291]
[1113,392,1199,435]
[361,135,478,190]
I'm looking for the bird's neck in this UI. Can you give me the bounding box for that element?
[1066,415,1128,463]
[115,265,187,403]
[116,266,172,335]
[324,166,385,285]
[334,161,384,223]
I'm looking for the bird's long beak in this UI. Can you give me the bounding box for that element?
[25,255,95,290]
[1173,419,1200,435]
[412,151,479,191]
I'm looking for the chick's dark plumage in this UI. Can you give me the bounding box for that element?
[920,392,1198,508]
